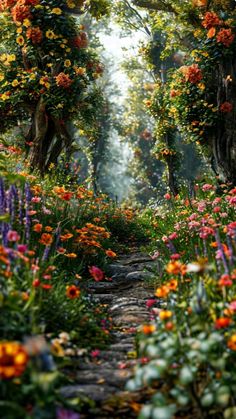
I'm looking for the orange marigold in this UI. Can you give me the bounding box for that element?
[227,334,236,351]
[166,261,187,275]
[0,342,29,379]
[202,11,221,29]
[26,26,42,44]
[105,249,117,258]
[55,72,73,88]
[217,28,235,47]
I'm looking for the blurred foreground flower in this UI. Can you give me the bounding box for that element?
[56,408,80,419]
[0,341,28,379]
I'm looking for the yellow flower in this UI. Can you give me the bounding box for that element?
[8,55,16,62]
[65,48,71,53]
[74,66,86,76]
[1,93,10,101]
[16,27,23,34]
[16,36,25,46]
[0,74,4,82]
[64,59,71,68]
[23,19,31,28]
[67,0,76,7]
[46,30,56,40]
[12,80,19,87]
[198,83,205,91]
[51,7,62,14]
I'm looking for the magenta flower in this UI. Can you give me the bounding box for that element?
[89,266,104,282]
[17,244,27,253]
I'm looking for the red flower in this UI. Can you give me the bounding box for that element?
[217,28,235,47]
[220,101,233,113]
[215,317,231,329]
[218,274,233,287]
[89,266,104,282]
[73,32,88,49]
[26,27,42,44]
[202,12,221,29]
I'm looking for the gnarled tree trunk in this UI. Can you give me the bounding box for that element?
[213,58,236,184]
[28,98,73,175]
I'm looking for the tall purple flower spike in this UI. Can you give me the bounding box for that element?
[25,183,32,242]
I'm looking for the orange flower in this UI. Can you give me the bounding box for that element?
[26,26,42,44]
[33,223,42,233]
[166,261,187,275]
[64,253,77,258]
[142,324,156,334]
[45,226,53,232]
[227,334,236,350]
[202,12,221,29]
[73,32,88,48]
[167,279,178,291]
[39,233,53,246]
[60,233,73,241]
[0,342,29,379]
[11,4,32,23]
[159,310,173,320]
[105,249,117,258]
[66,285,80,299]
[155,285,170,298]
[181,64,203,84]
[207,27,216,38]
[217,28,235,47]
[55,72,73,88]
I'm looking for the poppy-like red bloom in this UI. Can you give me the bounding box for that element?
[0,342,29,379]
[55,72,73,88]
[89,266,104,282]
[73,32,88,49]
[202,12,221,29]
[26,27,42,44]
[217,28,235,47]
[11,4,32,22]
[220,101,233,113]
[215,317,231,329]
[66,285,80,299]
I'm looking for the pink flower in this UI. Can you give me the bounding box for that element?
[89,266,104,282]
[202,184,214,192]
[212,197,222,206]
[146,299,156,308]
[151,251,160,260]
[229,301,236,311]
[28,210,37,216]
[91,349,100,358]
[229,196,236,205]
[7,230,20,241]
[230,188,236,195]
[188,213,198,221]
[42,207,52,215]
[199,226,214,239]
[162,235,169,243]
[197,201,207,212]
[213,206,221,213]
[169,232,178,240]
[31,197,41,203]
[188,221,201,229]
[220,212,228,218]
[164,193,171,200]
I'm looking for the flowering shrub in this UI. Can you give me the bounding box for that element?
[129,183,236,418]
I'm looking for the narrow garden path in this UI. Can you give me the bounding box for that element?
[61,250,159,418]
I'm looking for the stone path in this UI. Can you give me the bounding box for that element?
[61,251,159,418]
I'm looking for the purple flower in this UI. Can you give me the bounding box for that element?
[56,408,80,419]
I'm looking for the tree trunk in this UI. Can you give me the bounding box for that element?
[28,98,72,175]
[212,58,236,185]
